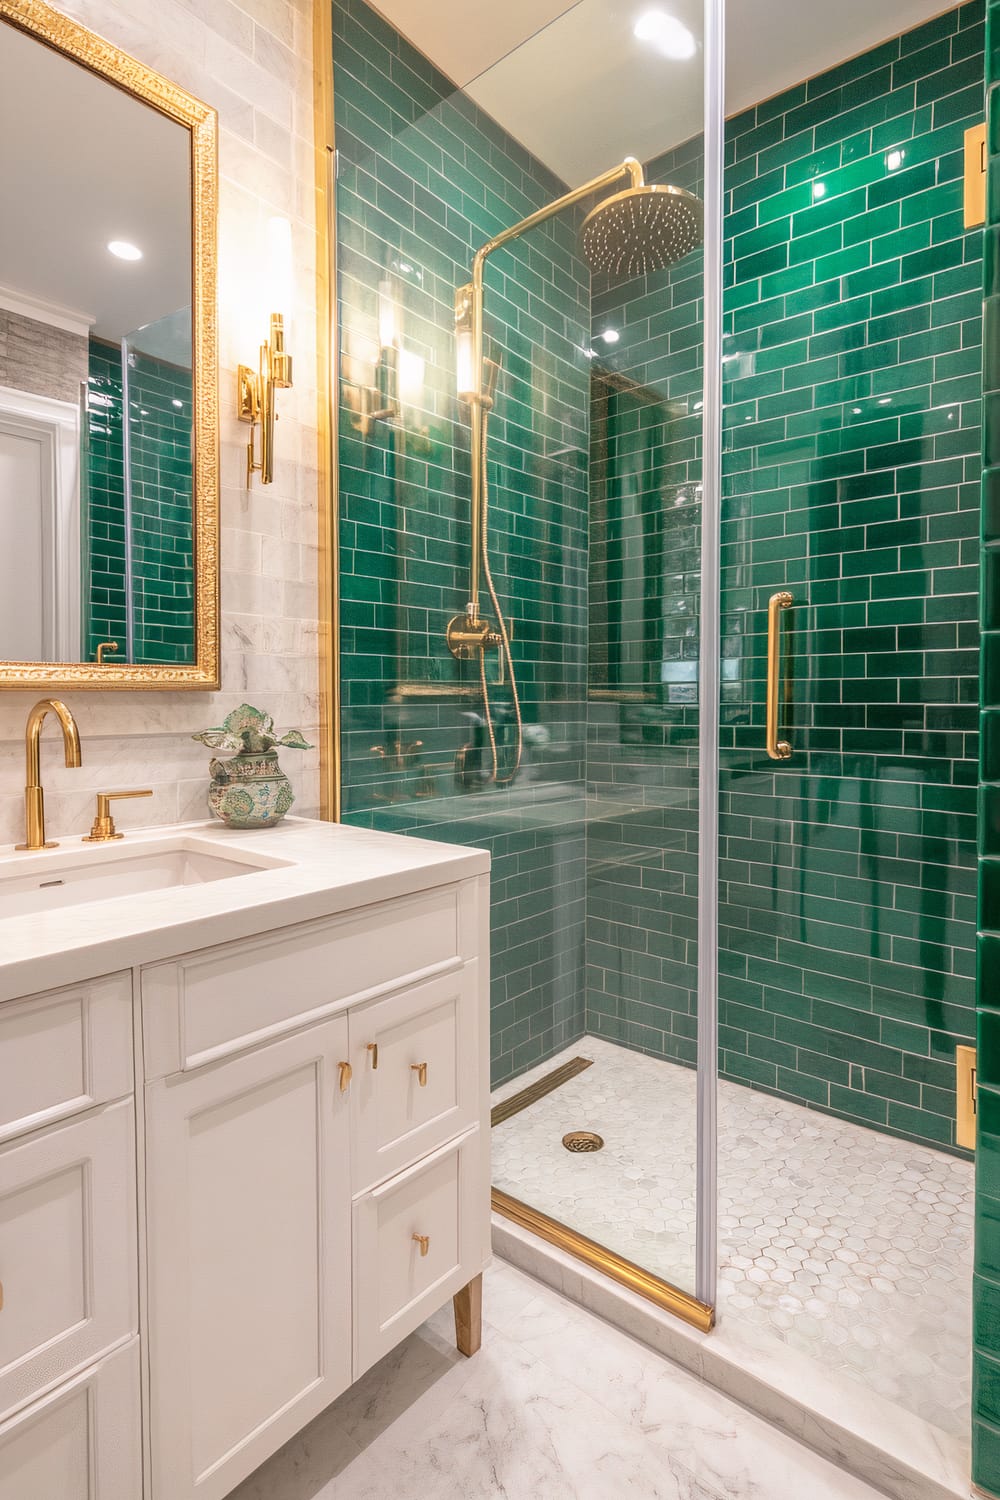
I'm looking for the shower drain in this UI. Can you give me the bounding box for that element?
[562,1130,604,1153]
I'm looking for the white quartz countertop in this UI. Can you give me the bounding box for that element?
[0,816,489,1004]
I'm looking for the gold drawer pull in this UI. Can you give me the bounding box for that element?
[366,1042,379,1069]
[412,1234,430,1257]
[338,1061,352,1093]
[410,1062,428,1087]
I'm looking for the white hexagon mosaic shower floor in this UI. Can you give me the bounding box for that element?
[491,1036,972,1438]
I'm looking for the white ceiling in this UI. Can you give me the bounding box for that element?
[0,20,192,348]
[373,0,967,184]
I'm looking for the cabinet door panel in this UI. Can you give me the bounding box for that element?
[0,1339,141,1500]
[350,965,479,1192]
[353,1130,481,1375]
[0,1101,137,1421]
[0,975,132,1145]
[146,1019,352,1500]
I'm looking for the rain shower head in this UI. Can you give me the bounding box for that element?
[580,184,703,278]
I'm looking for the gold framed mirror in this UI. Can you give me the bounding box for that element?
[0,0,218,689]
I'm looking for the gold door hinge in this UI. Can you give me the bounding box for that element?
[965,123,986,229]
[957,1044,977,1151]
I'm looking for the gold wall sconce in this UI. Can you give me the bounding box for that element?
[345,347,399,438]
[238,311,293,486]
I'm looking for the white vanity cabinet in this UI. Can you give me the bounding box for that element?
[0,977,141,1500]
[0,825,489,1500]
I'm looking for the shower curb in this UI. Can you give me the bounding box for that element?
[493,1215,970,1500]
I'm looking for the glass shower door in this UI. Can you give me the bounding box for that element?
[333,0,724,1321]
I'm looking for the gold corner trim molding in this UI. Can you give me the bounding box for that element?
[0,0,220,691]
[313,0,341,819]
[492,1188,716,1332]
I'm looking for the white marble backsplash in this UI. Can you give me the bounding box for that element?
[0,0,322,846]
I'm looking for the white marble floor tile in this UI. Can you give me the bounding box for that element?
[228,1262,891,1500]
[491,1036,973,1437]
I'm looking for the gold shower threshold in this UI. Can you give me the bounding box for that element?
[492,1188,715,1331]
[490,1054,714,1332]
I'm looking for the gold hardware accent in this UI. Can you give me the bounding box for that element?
[15,700,82,851]
[412,1233,430,1257]
[562,1130,604,1153]
[965,123,986,229]
[82,788,153,843]
[492,1189,715,1331]
[239,312,293,487]
[0,0,219,693]
[313,0,339,821]
[957,1044,977,1151]
[492,1057,594,1127]
[94,642,119,665]
[410,1062,428,1087]
[766,591,793,761]
[344,363,399,439]
[366,1042,378,1069]
[338,1061,352,1093]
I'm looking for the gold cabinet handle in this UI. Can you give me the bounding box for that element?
[338,1061,353,1093]
[766,592,793,761]
[366,1043,379,1070]
[412,1234,430,1257]
[410,1062,428,1087]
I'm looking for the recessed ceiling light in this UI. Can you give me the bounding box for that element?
[633,9,697,61]
[600,328,620,344]
[108,240,142,261]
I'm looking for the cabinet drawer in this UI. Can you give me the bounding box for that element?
[0,975,132,1146]
[0,1339,141,1500]
[353,1130,482,1376]
[0,1101,138,1422]
[350,964,481,1193]
[142,882,477,1078]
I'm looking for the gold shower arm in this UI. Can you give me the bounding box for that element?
[458,157,646,620]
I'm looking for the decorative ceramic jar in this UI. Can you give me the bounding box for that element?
[192,704,312,830]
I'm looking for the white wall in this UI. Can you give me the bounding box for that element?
[0,0,323,845]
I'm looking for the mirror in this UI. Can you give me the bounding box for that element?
[0,2,218,688]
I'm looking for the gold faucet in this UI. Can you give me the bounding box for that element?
[15,699,82,852]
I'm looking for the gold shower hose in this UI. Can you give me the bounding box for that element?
[477,402,522,785]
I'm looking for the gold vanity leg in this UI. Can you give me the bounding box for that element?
[453,1274,483,1357]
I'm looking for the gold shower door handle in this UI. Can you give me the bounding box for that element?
[766,592,793,761]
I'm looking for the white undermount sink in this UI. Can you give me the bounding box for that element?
[0,836,292,919]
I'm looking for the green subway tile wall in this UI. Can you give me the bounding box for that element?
[86,339,128,654]
[333,0,592,1084]
[334,0,984,1153]
[977,0,1000,1489]
[85,339,194,665]
[588,2,983,1151]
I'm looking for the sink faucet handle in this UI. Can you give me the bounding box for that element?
[82,788,154,844]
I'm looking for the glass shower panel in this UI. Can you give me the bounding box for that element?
[715,1,977,1435]
[334,0,720,1316]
